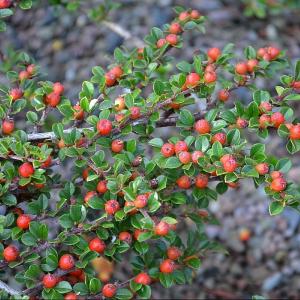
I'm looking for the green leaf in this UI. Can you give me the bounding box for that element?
[294,60,300,81]
[116,288,133,300]
[21,232,36,246]
[89,278,102,294]
[186,257,201,268]
[153,80,165,96]
[55,281,72,294]
[149,138,163,148]
[164,157,181,169]
[178,109,195,126]
[0,9,13,18]
[275,158,292,173]
[284,94,300,101]
[19,0,33,9]
[269,201,284,216]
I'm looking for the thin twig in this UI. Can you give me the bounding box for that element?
[0,280,21,296]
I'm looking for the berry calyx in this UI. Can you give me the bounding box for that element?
[178,151,191,164]
[42,274,57,289]
[194,119,211,134]
[18,162,34,178]
[220,154,238,173]
[255,163,269,175]
[174,141,188,153]
[105,200,120,215]
[9,88,23,101]
[3,245,18,262]
[176,175,191,189]
[84,191,97,203]
[154,221,170,236]
[129,106,141,120]
[235,62,248,75]
[134,194,148,208]
[271,112,285,128]
[207,47,221,62]
[96,180,108,194]
[2,119,15,135]
[185,72,200,87]
[119,231,132,244]
[16,214,31,230]
[89,237,106,254]
[114,97,125,111]
[270,177,287,192]
[289,124,300,140]
[111,139,124,153]
[169,23,182,34]
[59,254,75,270]
[134,272,151,285]
[191,151,204,164]
[53,82,64,95]
[211,132,226,145]
[218,89,229,102]
[195,173,209,189]
[160,259,175,273]
[161,143,175,158]
[167,247,182,260]
[97,119,112,136]
[102,283,117,298]
[156,38,167,48]
[166,34,178,46]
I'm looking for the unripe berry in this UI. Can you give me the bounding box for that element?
[270,177,287,192]
[110,66,123,79]
[53,82,64,95]
[73,104,84,120]
[18,70,30,81]
[191,151,204,163]
[0,0,12,8]
[102,283,117,298]
[207,48,221,62]
[169,23,182,34]
[218,89,229,102]
[255,163,269,175]
[160,259,175,273]
[18,162,34,178]
[174,141,188,153]
[194,119,211,134]
[41,155,52,169]
[289,124,300,140]
[259,114,271,129]
[154,221,169,236]
[178,11,190,21]
[156,38,167,48]
[211,132,226,145]
[105,200,120,215]
[114,97,125,112]
[111,139,124,153]
[236,117,248,128]
[129,106,141,120]
[190,9,200,19]
[119,231,132,244]
[97,119,112,136]
[89,237,106,253]
[96,180,108,194]
[45,92,61,107]
[167,247,181,260]
[3,245,18,262]
[84,191,97,203]
[220,154,238,173]
[59,254,74,270]
[235,62,248,75]
[58,139,65,149]
[2,119,14,135]
[195,173,209,189]
[186,72,200,87]
[134,272,151,285]
[259,101,272,113]
[247,59,258,73]
[161,143,175,157]
[134,194,148,208]
[165,34,178,46]
[271,112,285,128]
[270,171,283,180]
[64,293,77,300]
[176,175,191,189]
[16,214,31,230]
[204,71,217,83]
[42,274,57,289]
[105,72,116,87]
[178,151,191,164]
[9,88,23,101]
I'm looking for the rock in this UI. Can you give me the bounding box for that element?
[262,273,283,292]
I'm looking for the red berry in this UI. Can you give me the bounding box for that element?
[204,71,217,83]
[18,162,34,178]
[257,48,267,58]
[119,231,132,244]
[174,141,188,153]
[0,0,12,8]
[53,82,64,95]
[207,48,221,62]
[176,175,191,189]
[268,47,280,60]
[167,247,181,260]
[133,229,146,240]
[41,155,52,168]
[105,72,116,87]
[3,245,18,262]
[178,11,190,21]
[195,173,209,189]
[102,283,117,298]
[115,113,125,123]
[191,151,204,164]
[160,259,175,273]
[259,114,271,129]
[270,177,287,192]
[2,119,14,135]
[271,112,285,128]
[114,97,125,112]
[97,119,112,136]
[134,194,148,208]
[190,9,200,19]
[45,92,61,107]
[129,106,141,120]
[211,132,226,145]
[270,171,283,180]
[169,23,182,34]
[263,53,271,61]
[161,143,175,158]
[9,88,23,101]
[247,59,258,73]
[154,221,169,236]
[186,72,201,87]
[73,104,84,120]
[26,64,36,75]
[111,139,124,153]
[292,81,300,89]
[255,163,269,175]
[194,119,211,134]
[105,200,120,215]
[218,89,229,102]
[59,254,74,270]
[43,274,57,289]
[64,293,77,300]
[134,272,151,285]
[96,180,108,194]
[289,124,300,140]
[259,101,272,113]
[18,70,30,81]
[89,237,106,253]
[178,151,191,164]
[235,62,248,75]
[166,34,178,46]
[110,66,123,79]
[84,191,97,203]
[239,228,251,242]
[220,154,238,173]
[156,38,167,48]
[236,117,248,128]
[16,214,31,230]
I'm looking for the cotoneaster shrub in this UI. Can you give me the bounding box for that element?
[0,4,300,300]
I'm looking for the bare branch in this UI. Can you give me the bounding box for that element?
[0,280,21,296]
